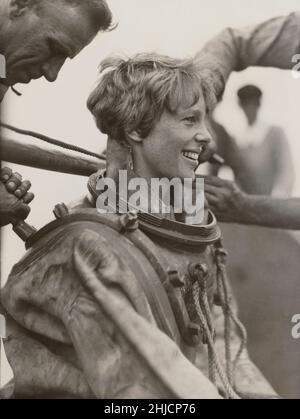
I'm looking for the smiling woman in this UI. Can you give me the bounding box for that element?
[88,53,214,182]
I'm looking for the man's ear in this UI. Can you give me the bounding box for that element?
[126,131,143,144]
[9,0,37,19]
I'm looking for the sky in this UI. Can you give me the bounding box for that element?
[1,0,300,385]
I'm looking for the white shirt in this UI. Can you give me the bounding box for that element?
[234,118,270,149]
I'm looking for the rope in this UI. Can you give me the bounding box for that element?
[192,281,240,400]
[214,239,248,378]
[215,256,233,385]
[201,295,217,386]
[189,236,249,399]
[0,122,106,161]
[195,272,217,385]
[208,346,217,386]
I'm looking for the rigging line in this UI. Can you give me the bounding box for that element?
[0,122,106,161]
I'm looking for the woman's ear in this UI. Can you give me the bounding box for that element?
[126,131,143,144]
[106,137,128,181]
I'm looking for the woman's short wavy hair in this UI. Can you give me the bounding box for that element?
[87,53,217,142]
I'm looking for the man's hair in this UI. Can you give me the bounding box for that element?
[87,53,215,141]
[237,85,263,102]
[37,0,113,32]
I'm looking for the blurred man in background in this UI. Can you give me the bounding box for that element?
[198,10,300,226]
[212,85,294,197]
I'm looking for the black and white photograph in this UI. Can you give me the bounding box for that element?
[0,0,300,401]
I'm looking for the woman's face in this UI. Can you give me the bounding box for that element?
[132,95,212,181]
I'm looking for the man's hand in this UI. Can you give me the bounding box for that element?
[204,176,248,223]
[0,167,34,227]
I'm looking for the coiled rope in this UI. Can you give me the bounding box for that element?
[190,238,248,400]
[215,239,248,376]
[192,273,240,399]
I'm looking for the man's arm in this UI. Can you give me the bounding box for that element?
[205,176,300,230]
[197,12,300,98]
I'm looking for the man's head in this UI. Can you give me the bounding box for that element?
[238,85,263,125]
[0,0,113,86]
[88,53,213,180]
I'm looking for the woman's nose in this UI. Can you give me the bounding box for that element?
[195,132,212,146]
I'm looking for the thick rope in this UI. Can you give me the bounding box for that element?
[214,240,248,378]
[197,279,217,385]
[0,122,106,161]
[192,280,240,400]
[215,260,234,385]
[208,346,217,386]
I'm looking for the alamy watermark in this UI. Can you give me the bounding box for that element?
[96,171,205,224]
[291,314,300,339]
[0,53,6,78]
[292,54,300,79]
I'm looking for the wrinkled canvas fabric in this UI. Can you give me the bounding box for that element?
[1,218,221,399]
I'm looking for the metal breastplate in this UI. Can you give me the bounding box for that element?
[84,171,223,347]
[137,210,222,347]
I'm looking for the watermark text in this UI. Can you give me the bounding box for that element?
[96,171,205,224]
[291,314,300,339]
[292,54,300,79]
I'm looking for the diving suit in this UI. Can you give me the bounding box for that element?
[0,173,277,399]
